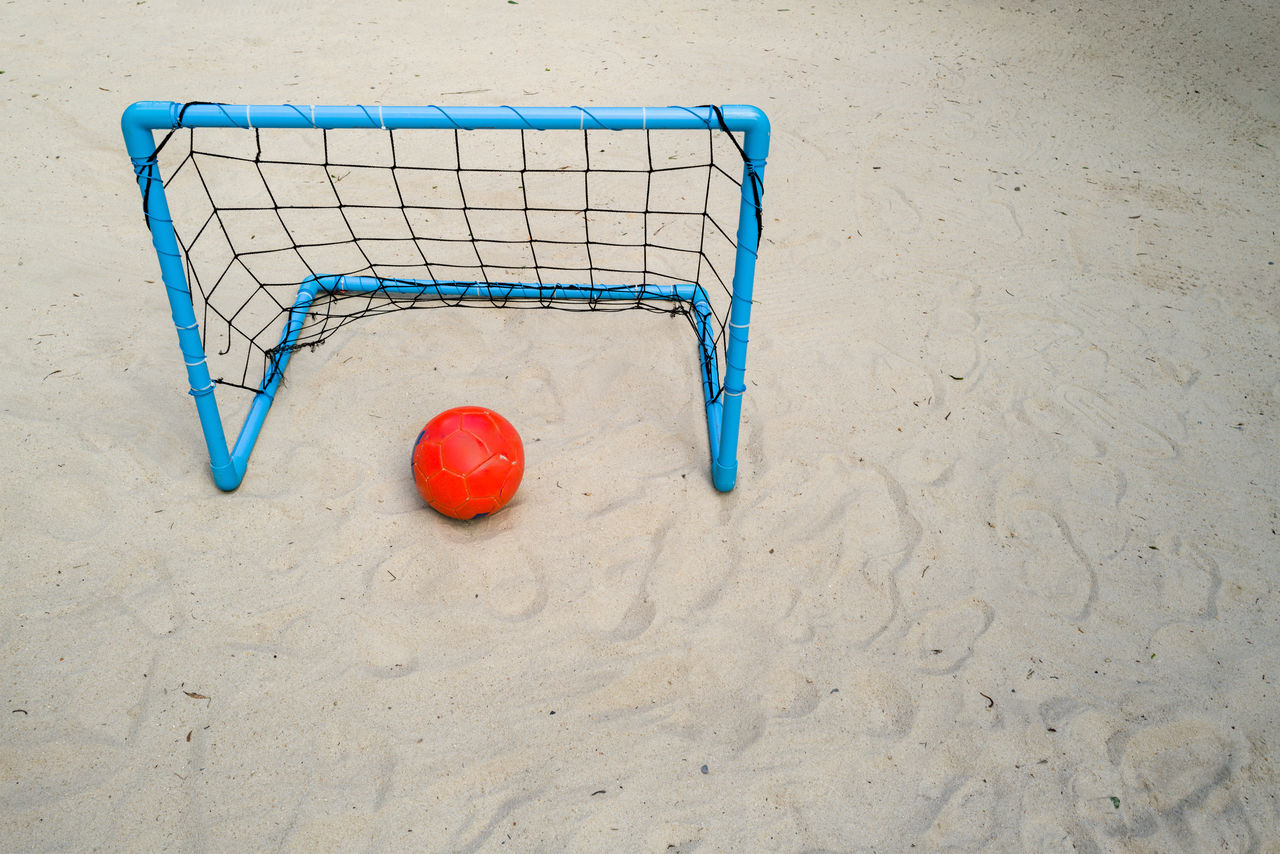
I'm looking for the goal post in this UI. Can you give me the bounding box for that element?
[121,101,769,493]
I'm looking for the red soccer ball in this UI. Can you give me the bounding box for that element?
[411,406,525,520]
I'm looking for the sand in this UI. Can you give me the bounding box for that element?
[3,0,1278,850]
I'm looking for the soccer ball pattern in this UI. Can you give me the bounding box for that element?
[412,406,524,520]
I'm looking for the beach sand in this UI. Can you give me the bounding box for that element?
[3,0,1278,849]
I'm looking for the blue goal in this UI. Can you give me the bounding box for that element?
[121,102,769,492]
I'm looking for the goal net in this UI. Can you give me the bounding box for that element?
[122,102,769,492]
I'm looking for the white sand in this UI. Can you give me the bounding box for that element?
[3,0,1278,849]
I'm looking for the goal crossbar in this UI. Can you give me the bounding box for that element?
[122,101,769,493]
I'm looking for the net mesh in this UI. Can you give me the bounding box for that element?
[151,109,759,399]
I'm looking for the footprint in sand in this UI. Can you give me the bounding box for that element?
[1068,218,1135,279]
[1019,813,1078,852]
[401,539,547,624]
[905,597,994,674]
[836,666,916,737]
[925,777,1001,850]
[1059,385,1178,459]
[926,302,984,391]
[1099,538,1222,627]
[761,666,822,720]
[1120,719,1236,814]
[574,555,657,641]
[648,524,737,620]
[734,456,914,647]
[1018,393,1105,458]
[1069,717,1253,849]
[895,442,955,487]
[473,549,549,624]
[861,181,923,236]
[847,343,935,414]
[1067,457,1128,508]
[593,589,656,642]
[109,557,182,637]
[992,465,1098,621]
[1018,383,1179,463]
[1149,538,1222,620]
[581,651,770,754]
[1006,504,1097,621]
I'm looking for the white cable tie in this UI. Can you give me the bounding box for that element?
[310,104,316,127]
[246,104,253,129]
[379,105,385,129]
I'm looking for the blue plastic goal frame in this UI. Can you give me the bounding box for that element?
[121,102,769,492]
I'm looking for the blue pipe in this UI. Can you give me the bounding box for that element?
[713,108,769,491]
[123,110,242,489]
[122,101,768,136]
[324,277,699,303]
[228,275,324,475]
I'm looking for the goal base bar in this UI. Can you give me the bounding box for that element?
[212,277,736,493]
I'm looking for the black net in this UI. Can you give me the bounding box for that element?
[150,110,760,400]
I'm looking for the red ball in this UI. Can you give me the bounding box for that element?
[411,406,524,520]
